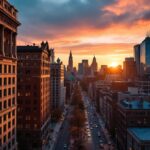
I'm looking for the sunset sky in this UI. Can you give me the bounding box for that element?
[10,0,150,68]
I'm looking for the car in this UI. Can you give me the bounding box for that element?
[99,140,103,143]
[64,144,67,148]
[98,132,101,137]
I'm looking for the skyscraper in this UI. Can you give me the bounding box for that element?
[17,42,51,149]
[134,44,140,76]
[140,36,150,75]
[91,56,98,73]
[82,59,89,76]
[123,57,137,80]
[67,51,73,72]
[0,0,20,149]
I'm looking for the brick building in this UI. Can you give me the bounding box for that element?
[17,42,51,150]
[0,0,20,149]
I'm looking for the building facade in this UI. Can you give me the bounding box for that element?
[140,37,150,75]
[17,42,51,150]
[116,99,150,150]
[134,44,141,76]
[0,0,20,149]
[50,58,66,110]
[91,56,98,73]
[123,57,136,80]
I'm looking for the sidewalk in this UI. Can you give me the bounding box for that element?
[49,121,63,150]
[45,105,69,150]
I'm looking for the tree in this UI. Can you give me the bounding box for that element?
[51,108,62,122]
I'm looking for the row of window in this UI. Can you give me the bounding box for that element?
[0,77,15,86]
[0,64,16,74]
[0,98,16,111]
[0,119,15,134]
[0,135,16,149]
[0,111,15,124]
[0,88,15,98]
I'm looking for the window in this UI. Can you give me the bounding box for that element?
[0,78,2,86]
[12,110,15,116]
[3,135,6,143]
[12,87,15,94]
[3,114,6,121]
[0,102,2,111]
[0,90,2,98]
[4,89,7,97]
[12,77,15,84]
[13,66,15,74]
[12,119,15,125]
[8,121,11,128]
[4,65,7,73]
[8,88,11,95]
[8,65,11,73]
[3,124,6,132]
[4,100,7,109]
[4,78,7,85]
[0,64,2,73]
[8,78,11,84]
[8,99,11,107]
[8,112,11,118]
[12,98,15,105]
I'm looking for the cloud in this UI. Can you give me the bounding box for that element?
[9,0,150,66]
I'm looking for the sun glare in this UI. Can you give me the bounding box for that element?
[110,62,118,67]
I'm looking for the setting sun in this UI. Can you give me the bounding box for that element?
[110,62,118,67]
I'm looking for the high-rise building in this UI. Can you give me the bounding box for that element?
[50,58,66,110]
[67,51,73,72]
[140,36,150,75]
[17,42,51,149]
[50,48,55,63]
[91,56,98,73]
[78,63,83,75]
[123,57,136,80]
[0,0,20,149]
[134,44,140,76]
[82,59,89,76]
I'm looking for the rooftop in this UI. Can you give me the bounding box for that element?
[128,128,150,142]
[17,46,41,52]
[120,99,150,110]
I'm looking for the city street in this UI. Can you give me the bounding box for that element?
[54,92,114,150]
[82,92,114,150]
[54,109,70,150]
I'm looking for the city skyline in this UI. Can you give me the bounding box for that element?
[9,0,150,67]
[1,1,150,150]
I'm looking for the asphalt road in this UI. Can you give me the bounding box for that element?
[54,110,70,150]
[54,92,114,150]
[83,93,108,150]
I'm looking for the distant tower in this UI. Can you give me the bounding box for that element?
[91,56,98,73]
[50,48,55,63]
[67,50,73,72]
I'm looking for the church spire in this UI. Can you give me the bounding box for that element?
[67,50,73,72]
